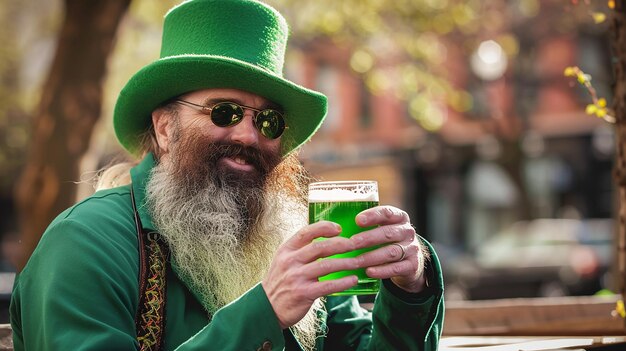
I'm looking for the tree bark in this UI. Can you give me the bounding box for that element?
[610,1,626,328]
[14,0,130,271]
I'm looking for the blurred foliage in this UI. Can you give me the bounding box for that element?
[565,65,615,123]
[564,66,615,119]
[562,0,615,124]
[263,0,611,132]
[267,0,485,132]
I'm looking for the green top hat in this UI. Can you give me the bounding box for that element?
[114,0,328,156]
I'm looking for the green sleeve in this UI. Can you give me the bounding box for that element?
[174,283,285,351]
[10,219,140,350]
[368,238,445,351]
[323,238,445,351]
[322,295,373,350]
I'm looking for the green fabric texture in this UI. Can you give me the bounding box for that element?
[113,0,328,156]
[10,154,445,350]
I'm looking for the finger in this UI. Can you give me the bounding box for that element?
[307,275,358,297]
[365,259,416,280]
[296,236,357,263]
[285,221,342,250]
[302,256,362,279]
[357,242,418,268]
[351,223,415,250]
[356,206,410,227]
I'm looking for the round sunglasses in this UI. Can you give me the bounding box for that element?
[174,99,287,140]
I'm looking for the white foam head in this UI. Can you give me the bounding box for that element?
[308,181,378,202]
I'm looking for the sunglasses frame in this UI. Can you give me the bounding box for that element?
[174,99,287,139]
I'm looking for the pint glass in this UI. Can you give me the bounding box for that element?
[308,181,379,295]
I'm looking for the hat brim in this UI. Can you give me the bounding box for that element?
[114,55,328,156]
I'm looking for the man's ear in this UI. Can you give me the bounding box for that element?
[152,108,174,155]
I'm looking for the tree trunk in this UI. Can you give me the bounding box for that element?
[14,0,130,271]
[610,1,626,329]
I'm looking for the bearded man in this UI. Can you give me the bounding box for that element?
[10,0,444,350]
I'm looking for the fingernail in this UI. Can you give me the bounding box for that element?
[356,214,367,225]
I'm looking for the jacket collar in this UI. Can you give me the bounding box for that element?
[130,153,157,232]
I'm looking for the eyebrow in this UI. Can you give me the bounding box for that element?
[201,97,282,111]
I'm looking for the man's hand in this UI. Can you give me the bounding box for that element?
[261,221,361,329]
[261,206,428,329]
[353,206,427,293]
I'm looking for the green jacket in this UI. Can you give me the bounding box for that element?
[10,154,444,350]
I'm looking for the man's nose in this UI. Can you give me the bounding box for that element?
[228,111,259,146]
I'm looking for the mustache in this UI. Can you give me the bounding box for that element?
[209,143,279,176]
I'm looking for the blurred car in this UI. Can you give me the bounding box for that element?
[441,218,614,301]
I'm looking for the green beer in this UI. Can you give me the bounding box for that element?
[308,181,379,295]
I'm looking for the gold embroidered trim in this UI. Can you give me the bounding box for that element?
[137,233,167,351]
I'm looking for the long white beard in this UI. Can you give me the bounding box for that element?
[145,160,324,350]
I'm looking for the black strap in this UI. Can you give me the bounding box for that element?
[132,185,168,351]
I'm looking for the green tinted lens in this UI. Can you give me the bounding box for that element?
[255,110,285,139]
[211,102,244,127]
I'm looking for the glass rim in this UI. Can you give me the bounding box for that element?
[308,180,377,188]
[308,180,378,202]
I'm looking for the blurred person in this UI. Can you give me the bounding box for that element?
[10,0,444,350]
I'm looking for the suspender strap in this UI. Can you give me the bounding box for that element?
[132,185,169,351]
